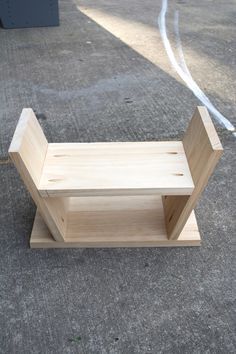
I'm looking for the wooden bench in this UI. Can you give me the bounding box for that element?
[9,106,223,248]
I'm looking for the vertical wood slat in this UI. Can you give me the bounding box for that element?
[163,106,223,240]
[9,108,66,242]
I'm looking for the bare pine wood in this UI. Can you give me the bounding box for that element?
[8,108,66,242]
[38,141,194,197]
[8,108,48,186]
[163,106,223,240]
[30,196,201,248]
[9,106,222,248]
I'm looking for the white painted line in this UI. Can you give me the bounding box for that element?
[158,0,235,133]
[174,11,192,78]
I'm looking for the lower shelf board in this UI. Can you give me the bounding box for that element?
[30,196,201,248]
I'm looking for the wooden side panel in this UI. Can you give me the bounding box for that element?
[8,108,48,186]
[9,108,66,241]
[163,106,223,240]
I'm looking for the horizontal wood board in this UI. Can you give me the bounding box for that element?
[39,142,194,197]
[30,195,201,248]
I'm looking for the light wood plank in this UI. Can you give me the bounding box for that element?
[9,108,66,242]
[39,141,194,197]
[8,108,48,186]
[163,106,223,240]
[30,195,201,248]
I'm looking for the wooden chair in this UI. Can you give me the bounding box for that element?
[9,106,223,248]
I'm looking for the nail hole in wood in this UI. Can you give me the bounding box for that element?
[48,178,63,182]
[53,154,70,158]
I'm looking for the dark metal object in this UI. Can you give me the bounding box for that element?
[0,0,59,29]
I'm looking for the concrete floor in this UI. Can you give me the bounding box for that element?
[0,0,235,352]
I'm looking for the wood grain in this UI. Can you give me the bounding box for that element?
[39,141,194,197]
[163,106,223,240]
[30,196,201,248]
[8,109,66,242]
[10,106,222,248]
